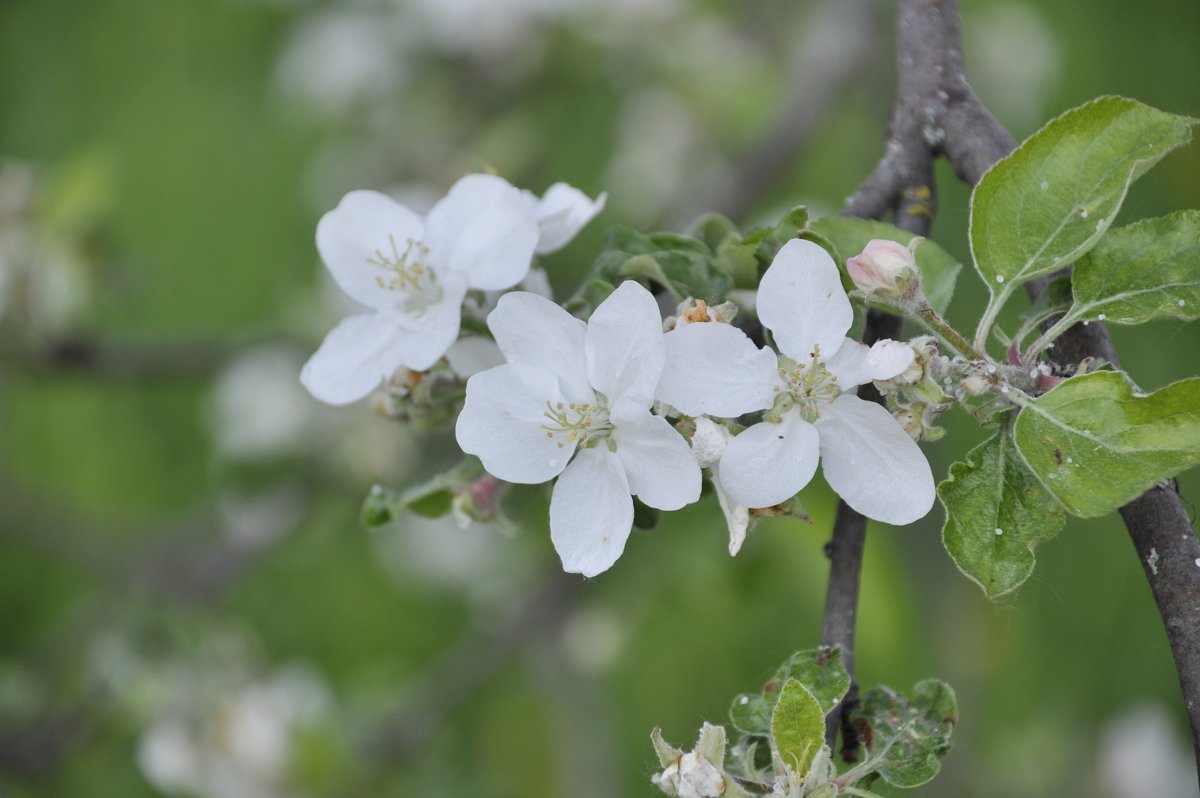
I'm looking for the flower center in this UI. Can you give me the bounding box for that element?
[541,400,611,448]
[774,346,841,422]
[367,234,442,310]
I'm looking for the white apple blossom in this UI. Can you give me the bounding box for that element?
[656,239,935,525]
[301,174,539,405]
[456,281,701,576]
[523,183,607,254]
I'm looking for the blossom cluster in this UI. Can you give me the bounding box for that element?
[302,174,934,577]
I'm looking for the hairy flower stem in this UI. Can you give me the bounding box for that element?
[916,305,986,361]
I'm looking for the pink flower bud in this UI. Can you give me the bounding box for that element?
[846,239,920,295]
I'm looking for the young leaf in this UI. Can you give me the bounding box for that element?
[773,648,850,716]
[1013,372,1200,517]
[729,647,849,735]
[1066,210,1200,325]
[939,430,1067,599]
[850,679,958,788]
[971,97,1195,333]
[809,217,962,314]
[740,206,810,264]
[596,227,733,303]
[686,212,741,252]
[770,679,825,775]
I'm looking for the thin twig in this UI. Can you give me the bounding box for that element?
[369,569,576,764]
[685,0,879,223]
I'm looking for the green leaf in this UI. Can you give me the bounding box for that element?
[850,680,958,788]
[971,96,1194,323]
[729,647,849,735]
[742,205,809,263]
[770,679,825,775]
[774,648,850,715]
[1013,372,1200,517]
[620,254,681,300]
[1067,210,1200,326]
[595,226,733,304]
[685,212,741,252]
[939,429,1067,599]
[808,217,962,314]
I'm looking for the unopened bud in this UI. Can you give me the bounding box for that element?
[846,238,920,297]
[893,407,923,441]
[651,751,726,798]
[664,297,739,331]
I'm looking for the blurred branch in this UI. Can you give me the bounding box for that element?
[369,568,577,765]
[827,0,1200,780]
[1,332,300,380]
[0,476,306,780]
[686,0,879,223]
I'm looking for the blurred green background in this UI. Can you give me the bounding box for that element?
[1,0,1199,796]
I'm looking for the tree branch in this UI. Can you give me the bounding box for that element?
[830,0,1200,779]
[688,0,878,223]
[822,0,942,756]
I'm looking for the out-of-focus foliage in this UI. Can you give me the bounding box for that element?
[0,1,1198,797]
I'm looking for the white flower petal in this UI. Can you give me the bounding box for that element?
[814,394,935,525]
[300,311,408,405]
[824,338,915,389]
[445,336,504,379]
[520,266,554,299]
[824,338,873,388]
[424,174,538,291]
[455,363,571,484]
[585,280,665,409]
[550,447,633,577]
[316,190,425,309]
[612,407,701,511]
[656,322,780,417]
[757,239,853,362]
[393,270,470,370]
[488,291,592,403]
[690,416,731,469]
[712,464,751,556]
[718,410,820,509]
[865,339,916,380]
[533,183,607,254]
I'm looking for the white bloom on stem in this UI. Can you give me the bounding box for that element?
[523,182,606,254]
[301,174,539,405]
[656,239,935,525]
[456,281,701,576]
